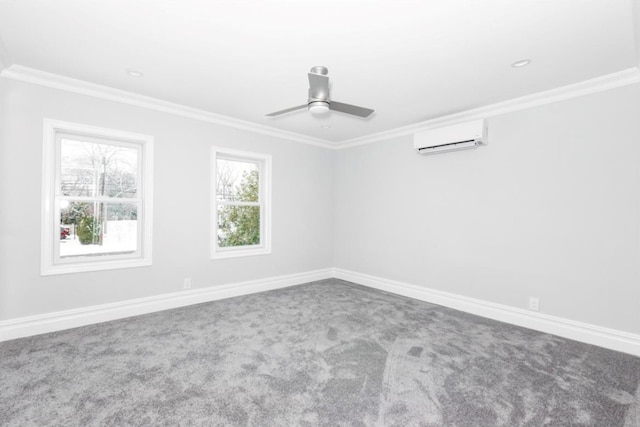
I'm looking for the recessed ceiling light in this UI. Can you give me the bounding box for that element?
[126,68,144,77]
[320,125,331,129]
[511,59,531,68]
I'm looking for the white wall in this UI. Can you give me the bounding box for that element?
[334,84,640,334]
[0,79,334,320]
[2,75,639,340]
[0,38,8,72]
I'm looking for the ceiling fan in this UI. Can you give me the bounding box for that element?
[266,66,374,118]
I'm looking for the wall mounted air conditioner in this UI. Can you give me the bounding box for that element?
[414,119,487,155]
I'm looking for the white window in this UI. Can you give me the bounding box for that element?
[211,147,271,259]
[41,119,153,275]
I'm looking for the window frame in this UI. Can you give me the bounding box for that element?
[41,119,154,275]
[211,147,272,259]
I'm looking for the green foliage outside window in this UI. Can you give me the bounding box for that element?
[218,169,260,247]
[77,213,101,245]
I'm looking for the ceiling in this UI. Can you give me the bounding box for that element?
[0,0,638,146]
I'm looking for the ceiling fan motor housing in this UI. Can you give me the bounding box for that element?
[310,65,328,75]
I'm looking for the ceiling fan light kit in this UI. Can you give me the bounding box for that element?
[308,101,330,115]
[267,66,374,119]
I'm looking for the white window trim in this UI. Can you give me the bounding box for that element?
[41,119,154,275]
[211,147,272,259]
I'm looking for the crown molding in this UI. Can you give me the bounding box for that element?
[338,67,640,149]
[0,65,332,149]
[3,65,639,151]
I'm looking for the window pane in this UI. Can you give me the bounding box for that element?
[61,139,138,198]
[59,201,138,258]
[217,205,260,247]
[216,158,259,202]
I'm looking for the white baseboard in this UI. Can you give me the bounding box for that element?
[3,267,639,357]
[0,268,333,342]
[333,268,640,357]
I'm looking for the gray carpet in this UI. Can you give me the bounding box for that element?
[1,279,639,426]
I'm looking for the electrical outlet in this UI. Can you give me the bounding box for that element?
[183,277,192,289]
[528,297,539,311]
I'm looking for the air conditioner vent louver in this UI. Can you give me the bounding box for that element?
[414,120,487,155]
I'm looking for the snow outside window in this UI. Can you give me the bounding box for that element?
[41,119,153,275]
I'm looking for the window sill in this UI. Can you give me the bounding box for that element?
[210,246,271,260]
[41,257,152,276]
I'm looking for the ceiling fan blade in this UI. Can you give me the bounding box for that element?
[330,101,374,118]
[308,72,329,100]
[265,104,307,117]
